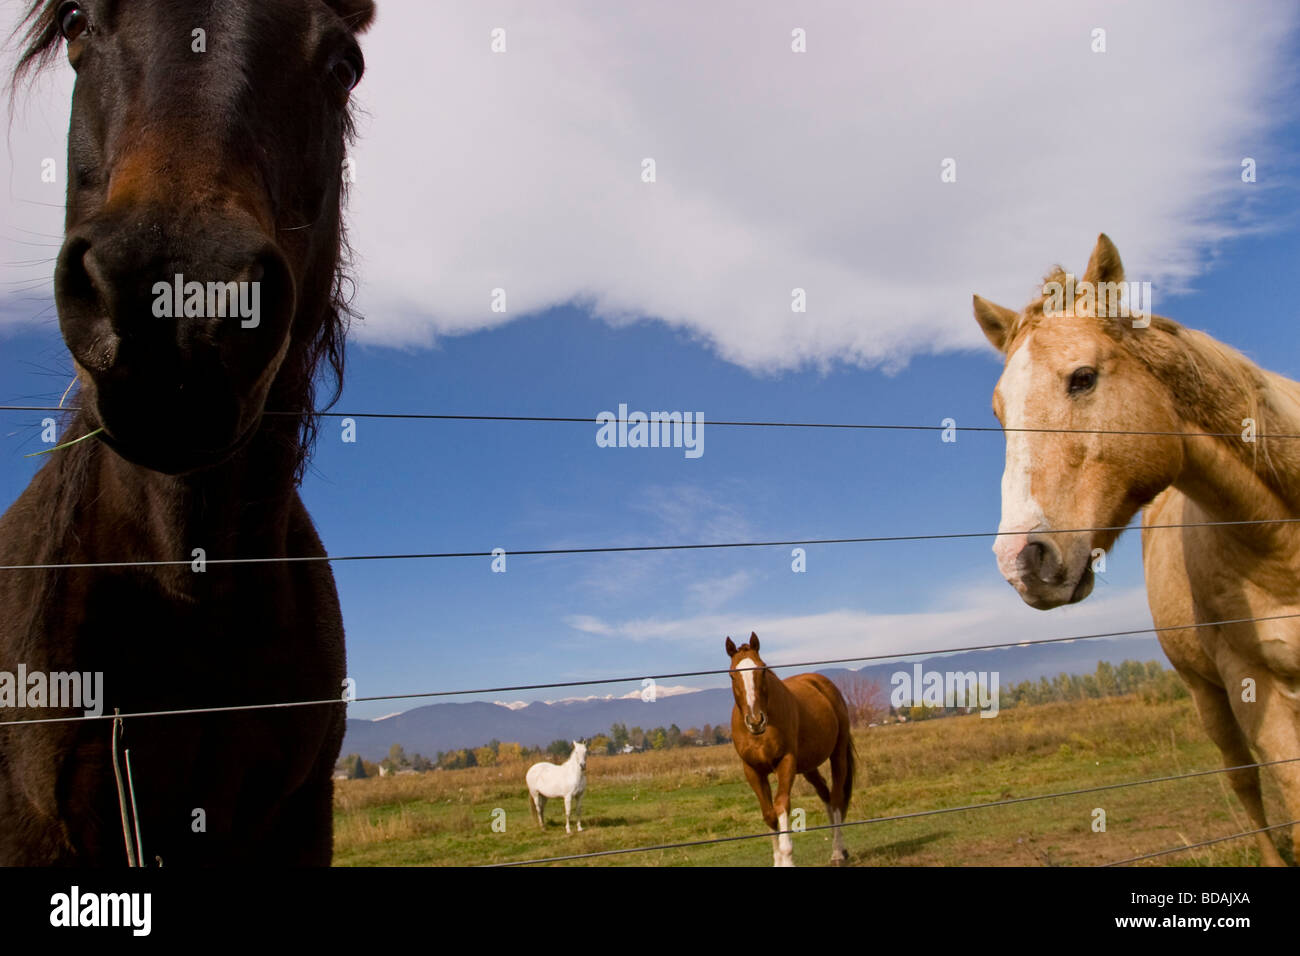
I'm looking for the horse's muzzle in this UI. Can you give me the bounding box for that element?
[54,210,296,472]
[1010,534,1095,610]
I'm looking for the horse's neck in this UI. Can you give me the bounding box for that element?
[762,671,797,720]
[1172,371,1300,531]
[1133,324,1300,538]
[765,670,790,701]
[69,415,301,593]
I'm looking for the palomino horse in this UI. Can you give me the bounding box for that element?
[975,234,1300,865]
[0,0,375,864]
[526,740,588,833]
[726,633,855,866]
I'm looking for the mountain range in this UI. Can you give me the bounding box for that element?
[340,635,1166,760]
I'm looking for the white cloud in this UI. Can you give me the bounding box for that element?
[2,2,1295,370]
[633,483,754,542]
[567,583,1155,666]
[687,569,752,611]
[564,613,613,636]
[313,0,1300,369]
[564,482,757,601]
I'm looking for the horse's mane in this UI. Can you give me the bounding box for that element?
[1116,312,1300,489]
[7,0,357,485]
[1009,264,1300,490]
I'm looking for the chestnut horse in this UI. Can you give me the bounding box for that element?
[975,234,1300,865]
[0,0,375,864]
[726,633,855,866]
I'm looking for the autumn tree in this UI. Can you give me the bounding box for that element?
[835,675,887,726]
[497,742,525,763]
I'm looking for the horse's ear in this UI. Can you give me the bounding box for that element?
[725,636,737,657]
[1082,233,1124,288]
[973,296,1018,354]
[749,632,759,652]
[324,0,377,33]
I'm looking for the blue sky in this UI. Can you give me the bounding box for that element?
[2,2,1298,718]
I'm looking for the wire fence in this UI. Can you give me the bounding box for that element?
[2,609,1298,729]
[1103,820,1300,867]
[1,402,1296,867]
[1,404,1297,440]
[3,515,1300,572]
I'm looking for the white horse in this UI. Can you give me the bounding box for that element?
[526,740,588,833]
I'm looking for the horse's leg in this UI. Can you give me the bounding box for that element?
[828,732,853,864]
[803,768,844,865]
[574,792,584,832]
[532,790,546,829]
[1225,665,1300,866]
[773,754,798,867]
[803,768,832,804]
[563,793,572,834]
[1182,666,1287,866]
[742,764,780,865]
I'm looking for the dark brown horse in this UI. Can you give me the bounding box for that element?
[726,633,855,866]
[0,0,375,865]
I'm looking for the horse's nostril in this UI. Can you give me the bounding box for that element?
[1018,539,1066,584]
[55,238,100,309]
[1016,541,1044,577]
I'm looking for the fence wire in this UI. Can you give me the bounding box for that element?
[3,515,1300,573]
[1103,819,1300,867]
[1,609,1297,729]
[3,404,1297,440]
[2,403,1294,867]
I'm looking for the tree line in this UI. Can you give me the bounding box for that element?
[891,659,1187,721]
[336,660,1185,777]
[336,722,734,779]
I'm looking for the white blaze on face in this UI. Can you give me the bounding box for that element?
[736,658,758,712]
[993,341,1048,582]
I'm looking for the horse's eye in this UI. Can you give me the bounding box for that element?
[330,55,363,92]
[1068,367,1098,394]
[57,2,88,42]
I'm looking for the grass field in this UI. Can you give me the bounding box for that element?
[332,695,1293,866]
